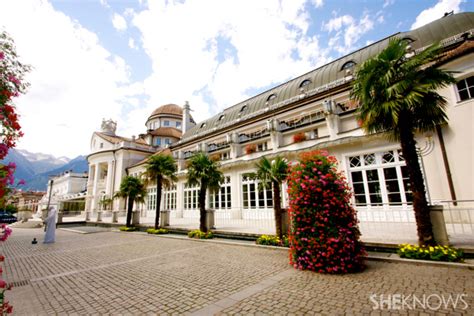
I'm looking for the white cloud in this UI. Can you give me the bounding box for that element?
[112,13,127,31]
[131,0,329,124]
[128,37,137,49]
[311,0,324,8]
[411,0,462,30]
[323,13,374,53]
[383,0,395,8]
[0,0,132,158]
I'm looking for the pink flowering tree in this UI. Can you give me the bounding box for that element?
[0,31,30,315]
[0,31,29,205]
[287,150,365,274]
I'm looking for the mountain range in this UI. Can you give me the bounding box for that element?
[2,148,88,191]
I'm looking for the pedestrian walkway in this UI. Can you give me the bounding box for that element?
[3,228,473,315]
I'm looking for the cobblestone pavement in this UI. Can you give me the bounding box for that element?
[2,228,473,315]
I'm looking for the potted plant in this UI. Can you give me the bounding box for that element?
[245,144,256,155]
[293,132,306,143]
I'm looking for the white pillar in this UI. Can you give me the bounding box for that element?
[231,172,242,219]
[92,163,100,211]
[105,161,113,196]
[176,181,184,218]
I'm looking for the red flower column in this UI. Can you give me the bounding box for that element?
[287,150,365,273]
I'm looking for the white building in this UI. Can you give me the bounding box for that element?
[39,171,88,212]
[86,13,474,242]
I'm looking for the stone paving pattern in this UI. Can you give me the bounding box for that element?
[2,228,473,315]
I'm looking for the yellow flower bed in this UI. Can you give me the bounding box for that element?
[398,244,463,262]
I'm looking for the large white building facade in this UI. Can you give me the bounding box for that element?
[86,13,474,242]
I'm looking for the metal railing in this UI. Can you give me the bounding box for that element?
[436,200,474,240]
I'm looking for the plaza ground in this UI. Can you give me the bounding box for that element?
[3,228,473,315]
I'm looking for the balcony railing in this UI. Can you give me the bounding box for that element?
[279,110,325,132]
[208,141,230,153]
[239,128,270,144]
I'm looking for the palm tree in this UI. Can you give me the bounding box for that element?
[145,153,177,229]
[255,156,289,240]
[351,37,455,245]
[186,152,223,233]
[114,176,147,227]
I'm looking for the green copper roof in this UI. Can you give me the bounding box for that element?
[179,12,474,144]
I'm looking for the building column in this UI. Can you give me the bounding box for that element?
[231,172,242,219]
[92,163,100,211]
[105,161,113,197]
[175,181,184,218]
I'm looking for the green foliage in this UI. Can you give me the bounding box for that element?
[146,228,169,234]
[186,152,223,232]
[188,229,214,239]
[398,244,464,262]
[114,176,147,204]
[256,234,289,247]
[351,37,455,140]
[3,204,17,214]
[119,226,137,232]
[187,152,223,193]
[145,154,178,185]
[254,156,288,190]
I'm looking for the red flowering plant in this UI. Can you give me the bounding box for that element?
[0,225,13,314]
[287,150,365,274]
[245,144,256,155]
[0,31,30,315]
[292,132,306,143]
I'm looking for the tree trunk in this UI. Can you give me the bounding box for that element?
[399,111,434,245]
[273,181,283,240]
[155,176,162,229]
[126,196,134,227]
[198,184,207,233]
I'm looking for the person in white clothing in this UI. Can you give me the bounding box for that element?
[43,206,57,244]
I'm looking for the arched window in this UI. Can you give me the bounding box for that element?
[219,114,225,121]
[267,94,277,101]
[299,79,312,88]
[240,105,248,113]
[341,61,356,71]
[200,122,206,128]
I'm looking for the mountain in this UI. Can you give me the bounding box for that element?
[2,149,88,191]
[24,155,88,191]
[15,149,70,174]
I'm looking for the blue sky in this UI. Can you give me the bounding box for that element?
[0,0,471,158]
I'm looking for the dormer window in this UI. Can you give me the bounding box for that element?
[240,105,248,113]
[341,61,356,71]
[299,79,311,88]
[267,94,277,102]
[200,122,207,128]
[401,37,415,44]
[219,114,225,121]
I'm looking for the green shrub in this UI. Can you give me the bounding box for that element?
[398,244,464,262]
[119,226,137,232]
[146,228,169,234]
[256,234,289,247]
[188,229,214,239]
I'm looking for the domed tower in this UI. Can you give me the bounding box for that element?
[144,104,191,147]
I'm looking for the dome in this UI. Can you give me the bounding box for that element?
[148,104,183,119]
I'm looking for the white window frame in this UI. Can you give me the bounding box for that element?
[163,185,177,210]
[184,183,199,210]
[209,176,231,210]
[241,173,273,210]
[455,75,474,102]
[346,149,412,210]
[146,187,157,211]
